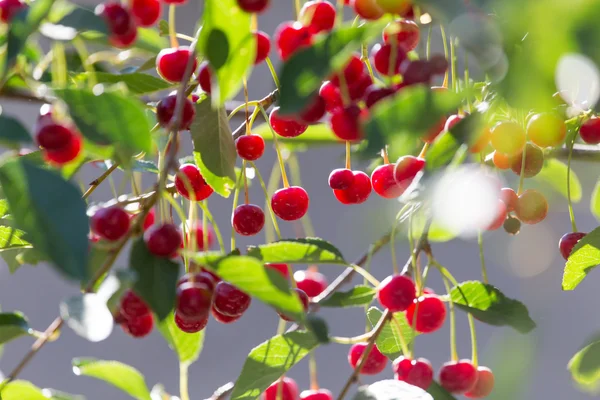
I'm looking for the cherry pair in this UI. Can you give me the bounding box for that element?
[329,169,372,205]
[440,360,495,398]
[371,155,426,199]
[35,106,82,165]
[117,290,154,338]
[96,0,161,48]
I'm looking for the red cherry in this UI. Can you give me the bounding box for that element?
[500,187,518,212]
[120,290,150,319]
[402,60,434,85]
[377,275,416,312]
[178,271,217,291]
[263,378,299,400]
[95,2,134,36]
[328,168,355,190]
[237,0,270,13]
[347,73,373,101]
[294,270,328,297]
[439,360,478,394]
[333,170,372,204]
[213,281,251,317]
[445,114,464,132]
[393,356,434,390]
[211,305,242,324]
[278,288,309,321]
[270,107,308,138]
[559,232,586,260]
[266,263,291,279]
[142,208,155,231]
[254,31,271,64]
[186,223,216,250]
[175,164,214,201]
[331,54,364,86]
[383,19,420,51]
[515,189,548,225]
[330,105,362,141]
[371,164,405,199]
[197,61,212,94]
[580,117,600,144]
[156,94,196,130]
[144,223,183,257]
[232,204,265,236]
[371,42,406,76]
[131,0,161,27]
[36,123,75,151]
[176,281,212,321]
[351,0,384,20]
[275,21,313,61]
[394,155,425,192]
[121,313,153,338]
[108,26,137,48]
[428,54,449,75]
[299,389,333,400]
[163,0,187,4]
[465,366,495,398]
[156,47,198,83]
[0,0,25,23]
[44,132,82,165]
[365,85,396,108]
[319,81,343,114]
[405,295,446,333]
[298,95,327,124]
[91,206,131,241]
[271,186,310,221]
[174,312,208,333]
[299,1,336,34]
[236,134,265,161]
[348,343,387,375]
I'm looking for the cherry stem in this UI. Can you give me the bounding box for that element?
[202,201,209,251]
[390,218,400,275]
[228,101,260,120]
[567,132,578,232]
[468,313,479,368]
[265,57,281,90]
[168,5,178,48]
[409,264,431,358]
[287,154,316,237]
[249,161,282,241]
[335,0,344,25]
[361,44,376,81]
[382,147,390,164]
[478,231,489,284]
[295,0,301,17]
[330,331,374,345]
[351,264,380,286]
[309,352,319,391]
[243,79,251,135]
[230,168,245,251]
[418,143,429,159]
[464,52,472,113]
[243,160,250,204]
[450,37,457,92]
[441,274,458,362]
[258,105,290,188]
[198,201,225,252]
[83,162,120,199]
[163,194,189,255]
[363,244,375,333]
[263,161,281,243]
[440,25,449,88]
[180,363,190,400]
[517,131,528,195]
[426,24,432,60]
[337,72,351,106]
[345,141,352,169]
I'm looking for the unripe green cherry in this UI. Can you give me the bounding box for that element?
[527,113,566,148]
[490,121,526,156]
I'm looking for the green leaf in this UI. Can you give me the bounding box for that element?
[305,315,330,344]
[353,380,433,400]
[426,382,457,400]
[54,89,152,154]
[56,6,108,35]
[448,281,536,333]
[0,159,89,281]
[199,0,254,105]
[247,238,345,264]
[562,226,600,290]
[129,239,180,321]
[278,20,387,115]
[0,312,32,344]
[1,247,28,273]
[592,178,600,222]
[231,331,319,400]
[158,312,205,366]
[0,115,32,145]
[186,253,303,318]
[75,72,174,95]
[533,159,582,202]
[320,285,376,308]
[5,0,54,71]
[158,20,169,36]
[367,307,416,360]
[426,113,484,170]
[253,123,339,147]
[60,293,114,342]
[0,225,30,250]
[72,358,152,400]
[569,339,600,388]
[191,98,237,197]
[1,380,48,400]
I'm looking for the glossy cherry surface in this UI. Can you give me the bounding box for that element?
[175,164,214,201]
[263,378,299,400]
[377,275,416,312]
[232,204,265,236]
[176,282,213,320]
[465,366,495,398]
[156,94,196,130]
[333,171,372,204]
[439,360,478,394]
[156,47,197,83]
[91,206,131,241]
[347,342,387,375]
[393,356,434,390]
[213,282,251,317]
[559,232,586,260]
[270,107,308,138]
[330,105,362,141]
[254,31,271,64]
[371,164,404,199]
[405,295,446,333]
[271,186,310,221]
[328,168,355,190]
[294,270,328,297]
[131,0,161,27]
[143,223,183,257]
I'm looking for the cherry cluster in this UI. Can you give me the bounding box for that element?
[95,0,162,48]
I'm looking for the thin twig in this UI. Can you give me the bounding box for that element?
[82,162,120,199]
[231,90,278,141]
[205,382,235,400]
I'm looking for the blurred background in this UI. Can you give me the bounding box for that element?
[2,1,600,399]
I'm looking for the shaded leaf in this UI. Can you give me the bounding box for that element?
[0,312,32,344]
[563,226,600,290]
[247,238,345,265]
[367,307,416,360]
[426,382,457,400]
[305,315,329,344]
[158,312,205,366]
[56,6,108,34]
[0,115,33,145]
[353,380,433,400]
[75,72,174,95]
[426,113,484,170]
[533,159,582,202]
[1,380,47,400]
[569,339,600,388]
[320,285,376,308]
[231,331,319,400]
[253,123,339,147]
[60,293,114,342]
[73,358,151,400]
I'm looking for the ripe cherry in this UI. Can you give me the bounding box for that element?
[299,1,336,34]
[271,186,310,221]
[383,19,420,51]
[274,21,312,61]
[213,281,251,317]
[156,47,197,83]
[278,288,309,321]
[197,62,212,94]
[487,200,507,231]
[559,232,586,260]
[319,81,343,113]
[371,164,404,199]
[263,378,299,400]
[515,189,548,224]
[44,133,82,165]
[95,2,134,36]
[144,223,183,257]
[580,117,600,144]
[510,143,544,178]
[270,107,308,138]
[36,123,76,151]
[91,206,131,241]
[236,134,265,161]
[490,121,526,156]
[176,282,212,321]
[444,114,464,132]
[329,168,355,190]
[298,95,327,124]
[233,204,265,236]
[0,0,24,23]
[465,366,495,398]
[393,356,434,390]
[186,223,216,250]
[492,150,512,170]
[163,0,187,4]
[237,0,270,13]
[266,263,291,279]
[175,312,208,333]
[348,343,387,375]
[143,208,155,231]
[330,105,362,141]
[156,93,196,130]
[333,171,372,204]
[371,42,407,76]
[439,360,478,394]
[109,27,137,48]
[178,271,217,291]
[294,270,328,297]
[527,113,566,148]
[351,0,384,20]
[212,305,242,324]
[299,389,333,400]
[331,54,364,86]
[405,295,446,333]
[254,31,271,64]
[121,313,154,338]
[175,164,214,201]
[131,0,161,27]
[365,85,396,109]
[377,275,416,312]
[402,60,434,86]
[120,290,150,319]
[394,155,425,192]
